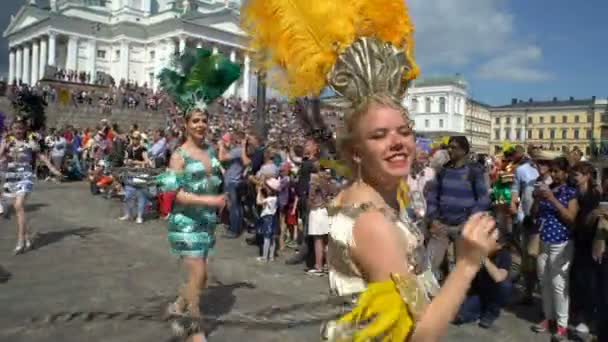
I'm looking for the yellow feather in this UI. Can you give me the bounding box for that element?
[241,0,358,97]
[354,0,419,81]
[241,0,418,98]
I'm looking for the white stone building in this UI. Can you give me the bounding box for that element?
[402,75,468,134]
[3,0,254,99]
[465,99,492,154]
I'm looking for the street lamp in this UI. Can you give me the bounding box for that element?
[255,70,267,137]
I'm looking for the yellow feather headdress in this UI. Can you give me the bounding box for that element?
[241,0,418,106]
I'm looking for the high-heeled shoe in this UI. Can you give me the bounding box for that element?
[13,241,25,255]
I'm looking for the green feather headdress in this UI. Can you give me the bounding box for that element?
[157,48,241,113]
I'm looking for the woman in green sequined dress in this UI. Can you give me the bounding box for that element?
[158,109,225,328]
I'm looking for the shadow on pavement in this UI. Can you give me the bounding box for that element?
[32,226,99,251]
[504,295,542,325]
[25,203,49,213]
[201,281,256,334]
[0,265,11,284]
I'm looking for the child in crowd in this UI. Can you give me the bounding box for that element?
[256,178,280,262]
[285,179,300,248]
[277,162,292,251]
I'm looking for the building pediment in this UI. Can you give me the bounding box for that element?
[182,8,245,35]
[3,5,50,38]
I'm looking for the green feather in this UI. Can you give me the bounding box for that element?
[157,48,241,112]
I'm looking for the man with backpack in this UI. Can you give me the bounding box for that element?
[425,136,491,280]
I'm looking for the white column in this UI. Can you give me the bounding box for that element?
[142,0,151,15]
[66,36,78,71]
[22,44,31,85]
[48,32,56,66]
[212,46,218,55]
[39,37,47,80]
[243,53,250,100]
[8,50,15,84]
[178,36,186,54]
[31,40,39,85]
[50,0,57,11]
[15,47,22,84]
[120,40,130,82]
[196,41,202,49]
[227,49,237,96]
[89,39,97,82]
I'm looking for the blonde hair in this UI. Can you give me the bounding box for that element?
[338,94,411,163]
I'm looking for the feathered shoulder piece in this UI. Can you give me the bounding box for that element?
[157,48,241,113]
[12,89,47,132]
[241,0,418,107]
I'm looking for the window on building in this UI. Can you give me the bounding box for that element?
[550,129,555,139]
[574,129,579,139]
[115,50,120,59]
[505,117,510,124]
[504,128,510,140]
[551,116,555,124]
[575,115,580,123]
[527,130,532,139]
[424,119,429,128]
[587,129,592,139]
[562,115,567,123]
[540,116,544,123]
[539,129,544,140]
[495,117,500,124]
[150,50,155,61]
[411,98,418,112]
[516,130,521,140]
[562,146,568,153]
[439,97,446,113]
[528,117,533,124]
[439,119,444,128]
[562,130,567,139]
[494,129,500,140]
[96,50,106,59]
[516,117,521,125]
[425,97,431,113]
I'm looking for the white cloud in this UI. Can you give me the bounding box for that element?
[477,46,553,81]
[408,0,551,82]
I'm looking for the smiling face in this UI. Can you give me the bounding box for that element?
[185,109,208,142]
[349,100,415,187]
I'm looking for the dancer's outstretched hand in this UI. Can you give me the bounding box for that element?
[458,212,498,268]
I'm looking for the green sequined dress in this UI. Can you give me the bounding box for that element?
[158,148,222,258]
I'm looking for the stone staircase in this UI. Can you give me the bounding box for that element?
[0,96,167,129]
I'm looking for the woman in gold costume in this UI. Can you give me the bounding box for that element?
[241,0,499,341]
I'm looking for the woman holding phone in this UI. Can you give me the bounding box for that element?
[532,157,578,341]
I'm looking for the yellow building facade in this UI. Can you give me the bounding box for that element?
[489,97,598,155]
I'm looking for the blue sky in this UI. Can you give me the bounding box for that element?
[0,0,606,105]
[408,0,608,105]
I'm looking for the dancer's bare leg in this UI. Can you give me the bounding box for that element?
[180,257,208,317]
[189,333,207,342]
[14,194,27,242]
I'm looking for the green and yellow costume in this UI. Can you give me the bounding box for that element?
[158,149,223,257]
[156,47,240,258]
